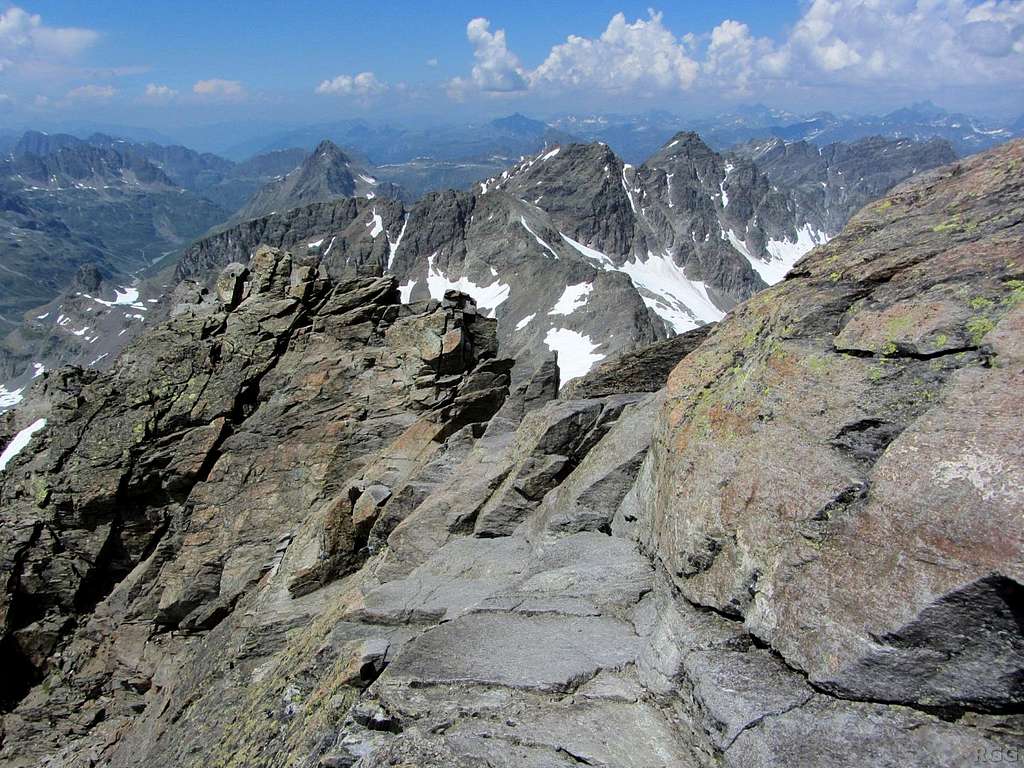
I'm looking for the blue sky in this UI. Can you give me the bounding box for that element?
[2,1,1023,140]
[36,1,793,87]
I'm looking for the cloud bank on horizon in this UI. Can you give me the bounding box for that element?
[436,2,1024,101]
[1,1,1022,120]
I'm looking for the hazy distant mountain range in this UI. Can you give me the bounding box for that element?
[551,101,1022,162]
[186,101,1018,167]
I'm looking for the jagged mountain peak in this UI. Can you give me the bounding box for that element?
[488,113,550,136]
[293,140,355,186]
[474,142,623,204]
[653,130,717,159]
[236,138,400,221]
[310,138,352,164]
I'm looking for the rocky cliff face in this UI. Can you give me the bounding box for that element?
[0,141,1020,767]
[236,140,401,222]
[732,135,958,234]
[0,245,511,764]
[643,137,1024,714]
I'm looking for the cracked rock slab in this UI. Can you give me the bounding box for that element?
[384,611,640,692]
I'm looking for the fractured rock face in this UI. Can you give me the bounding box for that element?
[644,139,1024,710]
[732,135,958,236]
[0,245,511,763]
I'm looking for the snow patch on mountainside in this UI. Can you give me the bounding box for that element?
[621,165,638,214]
[398,279,417,304]
[520,217,559,259]
[0,385,25,409]
[387,216,409,271]
[515,313,536,331]
[560,234,723,332]
[83,286,146,311]
[560,233,615,269]
[725,223,829,285]
[720,163,734,208]
[544,328,605,386]
[0,418,46,471]
[367,209,384,238]
[620,250,725,333]
[549,283,593,315]
[426,255,510,316]
[724,229,752,259]
[759,224,830,284]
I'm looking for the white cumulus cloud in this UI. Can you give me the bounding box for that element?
[315,71,388,97]
[143,83,178,101]
[0,6,98,62]
[449,4,1024,102]
[193,78,246,100]
[748,0,1024,88]
[65,83,116,102]
[703,19,774,95]
[465,17,527,91]
[530,10,698,94]
[447,17,529,98]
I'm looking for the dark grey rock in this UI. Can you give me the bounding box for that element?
[562,325,713,399]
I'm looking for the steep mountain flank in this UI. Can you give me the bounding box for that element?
[731,135,958,234]
[236,140,401,221]
[0,140,1019,767]
[0,143,226,321]
[0,267,158,387]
